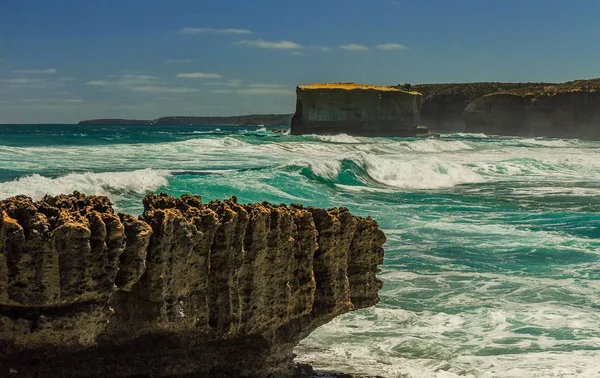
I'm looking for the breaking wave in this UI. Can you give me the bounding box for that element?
[289,154,484,190]
[362,154,484,189]
[0,168,170,201]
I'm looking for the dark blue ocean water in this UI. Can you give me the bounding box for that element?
[1,124,599,377]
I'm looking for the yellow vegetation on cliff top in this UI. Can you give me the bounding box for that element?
[298,82,401,91]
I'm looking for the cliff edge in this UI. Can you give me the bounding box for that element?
[411,82,555,133]
[0,192,385,377]
[464,79,600,138]
[291,83,423,136]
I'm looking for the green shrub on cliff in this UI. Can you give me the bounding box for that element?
[398,83,412,92]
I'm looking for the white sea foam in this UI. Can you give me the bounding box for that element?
[301,159,342,180]
[511,186,600,197]
[471,154,600,182]
[238,127,267,134]
[0,168,170,201]
[175,136,249,149]
[296,302,600,378]
[441,132,490,139]
[190,128,221,134]
[362,154,484,189]
[313,134,364,143]
[2,133,599,195]
[402,139,474,152]
[520,138,572,147]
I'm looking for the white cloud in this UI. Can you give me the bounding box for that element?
[236,88,292,95]
[309,46,331,52]
[176,72,222,79]
[13,68,57,74]
[123,74,159,81]
[1,77,56,88]
[247,84,287,89]
[4,78,43,85]
[87,74,159,87]
[86,74,198,94]
[236,84,292,95]
[207,79,242,87]
[291,52,305,56]
[22,98,83,104]
[227,79,242,87]
[209,89,233,94]
[180,27,252,35]
[235,39,303,49]
[130,85,198,94]
[376,43,406,50]
[340,44,370,51]
[86,80,110,86]
[167,59,193,63]
[206,83,291,95]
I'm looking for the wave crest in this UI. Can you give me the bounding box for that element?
[0,168,170,201]
[362,154,484,189]
[312,134,364,144]
[291,154,484,190]
[403,139,474,152]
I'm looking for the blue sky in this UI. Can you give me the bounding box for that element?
[1,0,600,123]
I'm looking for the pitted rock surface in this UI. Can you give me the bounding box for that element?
[0,192,385,377]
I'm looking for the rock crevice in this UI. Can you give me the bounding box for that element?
[0,192,385,377]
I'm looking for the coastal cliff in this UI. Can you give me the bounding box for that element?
[411,82,554,133]
[290,83,423,137]
[79,114,293,127]
[464,79,600,138]
[0,192,385,377]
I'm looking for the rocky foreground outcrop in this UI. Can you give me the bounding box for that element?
[464,79,600,138]
[291,83,423,137]
[0,192,385,377]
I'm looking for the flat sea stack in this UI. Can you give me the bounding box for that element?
[0,192,385,377]
[290,83,423,136]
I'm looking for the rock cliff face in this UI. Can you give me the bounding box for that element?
[463,93,531,136]
[0,192,385,377]
[411,83,554,133]
[291,83,423,136]
[464,79,600,138]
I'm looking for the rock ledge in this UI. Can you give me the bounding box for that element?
[0,192,385,377]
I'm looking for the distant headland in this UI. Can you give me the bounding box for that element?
[79,114,293,126]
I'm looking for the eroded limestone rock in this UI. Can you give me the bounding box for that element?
[411,82,554,133]
[290,83,422,137]
[0,192,385,377]
[463,79,600,138]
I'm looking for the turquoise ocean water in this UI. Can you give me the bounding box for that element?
[0,124,599,377]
